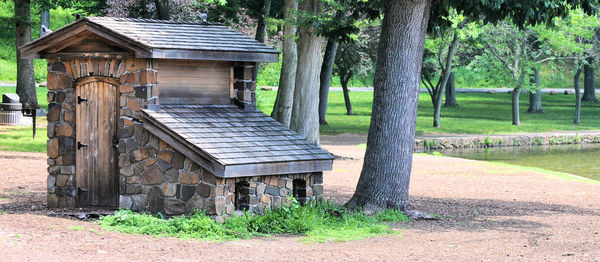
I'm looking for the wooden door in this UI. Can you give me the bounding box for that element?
[75,77,119,207]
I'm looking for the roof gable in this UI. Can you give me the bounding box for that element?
[20,17,279,63]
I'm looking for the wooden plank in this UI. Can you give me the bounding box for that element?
[158,97,231,105]
[223,160,333,177]
[230,66,234,99]
[150,49,279,63]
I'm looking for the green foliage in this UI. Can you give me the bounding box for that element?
[497,138,504,145]
[484,136,493,147]
[573,134,581,143]
[100,199,408,243]
[0,3,79,82]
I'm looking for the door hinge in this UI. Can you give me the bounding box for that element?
[77,96,88,104]
[78,187,88,194]
[77,141,88,150]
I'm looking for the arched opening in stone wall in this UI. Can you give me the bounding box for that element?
[292,179,307,205]
[235,181,251,210]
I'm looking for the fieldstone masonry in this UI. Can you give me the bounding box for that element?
[45,57,324,220]
[46,57,159,208]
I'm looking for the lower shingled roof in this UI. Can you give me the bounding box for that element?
[142,105,334,177]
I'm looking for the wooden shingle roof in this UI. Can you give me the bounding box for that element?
[19,17,279,62]
[142,105,334,177]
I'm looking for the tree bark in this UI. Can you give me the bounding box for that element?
[444,71,458,107]
[318,39,339,124]
[511,68,526,125]
[39,6,50,38]
[341,75,354,115]
[527,68,543,113]
[574,64,583,124]
[432,32,459,128]
[255,0,272,44]
[290,0,324,145]
[154,0,170,20]
[345,0,432,211]
[15,0,37,110]
[271,0,298,127]
[582,60,597,102]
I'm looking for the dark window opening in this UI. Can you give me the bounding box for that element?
[235,181,251,210]
[292,179,307,205]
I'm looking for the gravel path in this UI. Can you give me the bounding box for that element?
[0,148,599,261]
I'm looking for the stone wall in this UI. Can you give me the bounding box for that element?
[415,132,600,152]
[46,57,158,208]
[232,62,256,111]
[119,130,323,221]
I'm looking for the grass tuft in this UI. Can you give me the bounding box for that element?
[99,197,408,243]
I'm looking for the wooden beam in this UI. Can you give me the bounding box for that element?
[150,49,279,63]
[223,160,333,177]
[43,52,133,60]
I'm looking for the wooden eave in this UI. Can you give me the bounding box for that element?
[19,19,152,59]
[19,17,279,63]
[141,110,333,178]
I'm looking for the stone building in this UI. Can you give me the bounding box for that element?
[20,17,333,220]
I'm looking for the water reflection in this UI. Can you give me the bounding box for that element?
[440,144,600,181]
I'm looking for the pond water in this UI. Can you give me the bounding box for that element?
[439,144,600,181]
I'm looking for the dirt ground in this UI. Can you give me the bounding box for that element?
[0,142,599,261]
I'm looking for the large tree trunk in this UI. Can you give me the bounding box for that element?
[341,75,354,115]
[345,0,432,211]
[527,68,543,113]
[271,0,298,127]
[39,6,49,38]
[443,71,458,107]
[582,60,597,102]
[154,0,169,20]
[574,64,583,124]
[15,0,37,110]
[290,0,324,145]
[318,39,339,124]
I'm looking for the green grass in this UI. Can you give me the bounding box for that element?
[488,162,600,185]
[0,125,46,152]
[99,198,408,243]
[257,90,600,135]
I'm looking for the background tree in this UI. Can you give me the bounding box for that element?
[290,0,324,145]
[479,22,538,125]
[334,34,373,115]
[346,0,597,212]
[14,0,37,110]
[271,0,297,127]
[154,0,169,20]
[537,8,600,124]
[582,57,597,102]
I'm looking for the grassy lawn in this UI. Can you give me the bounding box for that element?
[257,90,600,135]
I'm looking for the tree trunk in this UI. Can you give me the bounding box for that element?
[511,69,526,126]
[345,0,432,211]
[318,39,339,124]
[341,75,354,115]
[582,60,597,102]
[15,0,37,110]
[527,68,543,113]
[255,0,272,44]
[290,0,323,145]
[39,6,49,38]
[154,0,170,20]
[574,64,583,124]
[271,0,298,127]
[444,71,458,107]
[432,32,459,128]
